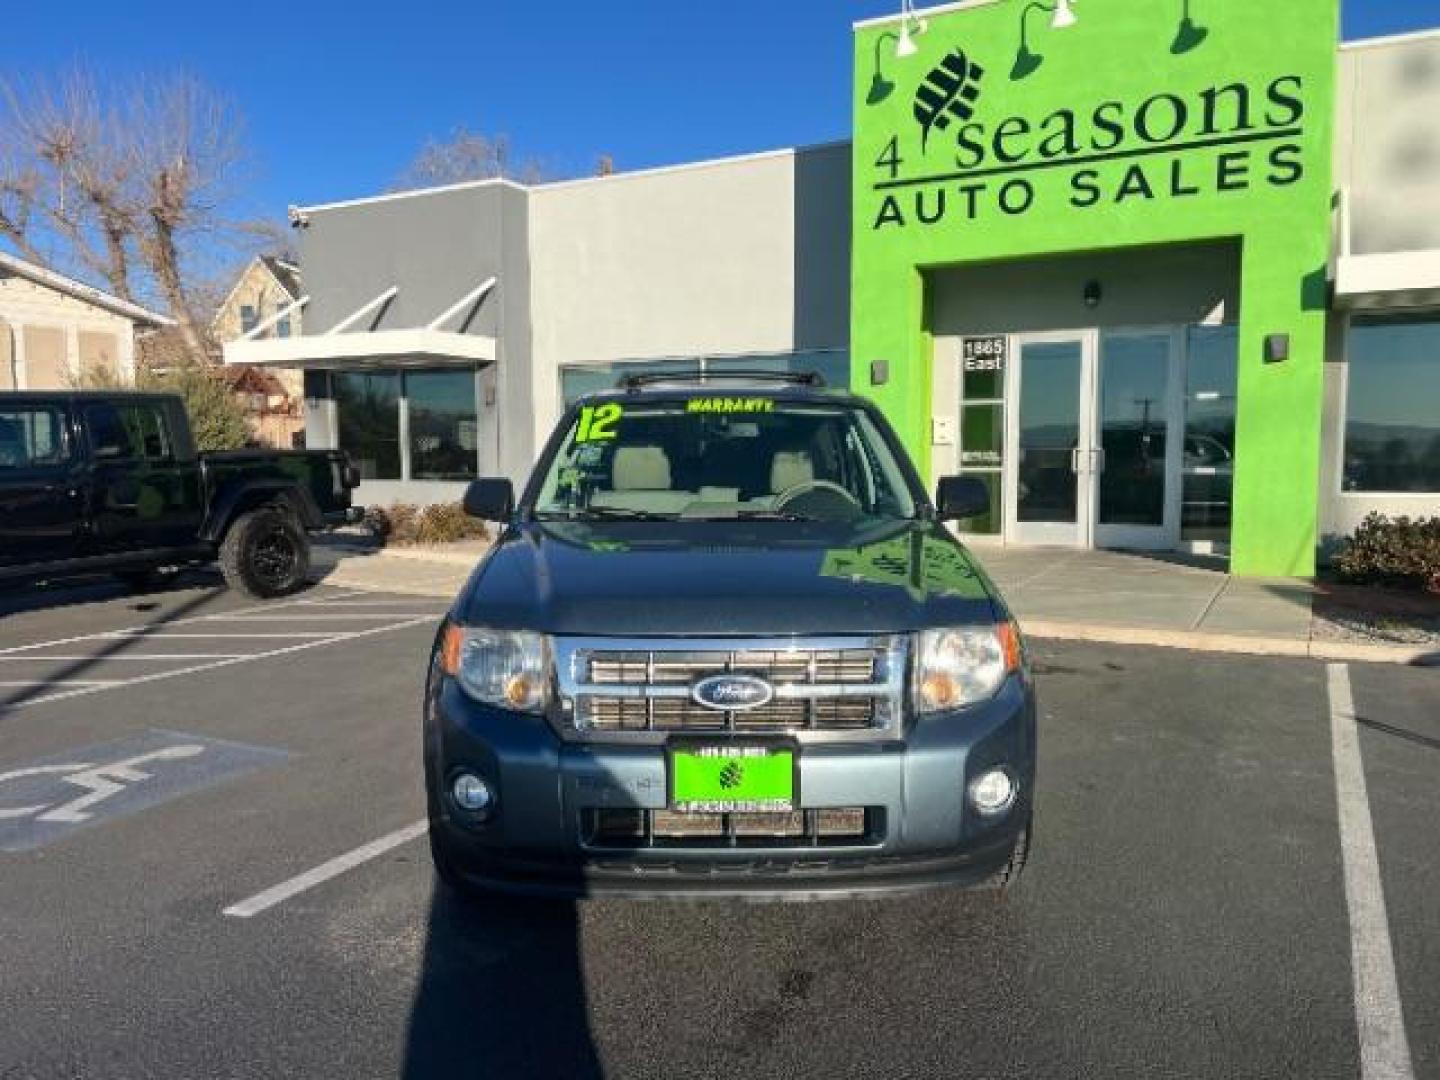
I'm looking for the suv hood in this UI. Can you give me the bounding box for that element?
[455,519,1001,636]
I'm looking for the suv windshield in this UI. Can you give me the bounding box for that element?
[533,396,918,522]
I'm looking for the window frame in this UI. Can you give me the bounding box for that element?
[1338,311,1440,498]
[0,404,73,471]
[326,367,483,483]
[82,401,173,464]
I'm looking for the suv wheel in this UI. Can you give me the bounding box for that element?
[987,825,1030,894]
[219,507,311,599]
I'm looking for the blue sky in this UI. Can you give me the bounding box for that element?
[0,0,1431,224]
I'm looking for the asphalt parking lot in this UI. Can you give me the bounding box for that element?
[1,576,1437,1079]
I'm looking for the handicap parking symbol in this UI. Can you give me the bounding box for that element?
[0,731,288,852]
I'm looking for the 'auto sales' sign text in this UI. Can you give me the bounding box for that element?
[870,43,1307,230]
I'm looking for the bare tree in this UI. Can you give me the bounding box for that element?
[0,68,265,362]
[392,126,552,190]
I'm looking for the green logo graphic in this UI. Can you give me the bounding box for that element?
[718,761,745,790]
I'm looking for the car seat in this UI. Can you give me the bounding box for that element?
[769,450,816,494]
[590,446,693,514]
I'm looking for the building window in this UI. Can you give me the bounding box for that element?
[240,304,258,334]
[1181,326,1238,546]
[956,338,1006,535]
[407,370,479,481]
[1344,315,1440,494]
[276,315,292,339]
[334,371,402,480]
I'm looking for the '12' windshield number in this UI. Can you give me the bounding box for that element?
[575,403,622,443]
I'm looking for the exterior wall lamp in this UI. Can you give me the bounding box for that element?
[1011,1,1079,81]
[896,0,928,59]
[868,32,901,104]
[1172,0,1209,54]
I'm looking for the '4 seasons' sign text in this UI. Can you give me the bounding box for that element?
[872,62,1308,230]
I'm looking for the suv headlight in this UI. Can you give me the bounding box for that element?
[440,626,551,714]
[914,624,1022,714]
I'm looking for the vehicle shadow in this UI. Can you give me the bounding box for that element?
[0,568,221,619]
[402,885,602,1079]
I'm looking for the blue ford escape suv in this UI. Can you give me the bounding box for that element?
[424,373,1035,900]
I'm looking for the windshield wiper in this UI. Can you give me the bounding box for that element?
[543,507,677,521]
[735,510,815,521]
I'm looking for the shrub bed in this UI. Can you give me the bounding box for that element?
[363,502,490,547]
[1332,513,1440,594]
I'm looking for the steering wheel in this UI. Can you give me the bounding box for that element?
[773,480,863,516]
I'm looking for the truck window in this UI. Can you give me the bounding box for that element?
[0,407,68,469]
[85,402,171,462]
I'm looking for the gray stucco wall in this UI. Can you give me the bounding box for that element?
[524,144,852,451]
[301,183,517,334]
[1336,33,1440,256]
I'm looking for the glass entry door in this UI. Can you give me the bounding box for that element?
[1004,334,1096,547]
[1002,329,1182,549]
[1092,329,1183,550]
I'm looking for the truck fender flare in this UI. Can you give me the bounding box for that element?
[202,480,324,543]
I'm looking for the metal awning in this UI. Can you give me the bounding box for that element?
[1334,250,1440,311]
[221,277,499,369]
[223,329,496,369]
[1332,189,1440,310]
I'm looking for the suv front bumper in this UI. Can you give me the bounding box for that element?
[425,674,1035,900]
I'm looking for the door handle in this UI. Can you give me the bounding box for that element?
[1092,447,1106,474]
[1071,448,1081,475]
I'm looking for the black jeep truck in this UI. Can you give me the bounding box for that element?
[0,391,361,598]
[425,373,1036,901]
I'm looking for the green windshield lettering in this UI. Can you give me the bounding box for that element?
[685,397,776,414]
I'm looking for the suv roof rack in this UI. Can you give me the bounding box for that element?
[617,370,826,392]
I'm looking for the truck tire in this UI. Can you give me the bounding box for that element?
[219,506,311,599]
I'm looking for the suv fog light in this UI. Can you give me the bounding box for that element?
[969,768,1016,816]
[451,773,495,813]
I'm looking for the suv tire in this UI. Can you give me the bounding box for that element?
[219,507,311,599]
[988,824,1030,894]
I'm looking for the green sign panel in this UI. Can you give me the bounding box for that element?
[852,0,1339,576]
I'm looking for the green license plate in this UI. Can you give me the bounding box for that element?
[669,745,796,813]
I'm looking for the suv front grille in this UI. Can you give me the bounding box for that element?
[583,807,882,850]
[555,637,907,737]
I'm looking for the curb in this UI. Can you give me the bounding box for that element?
[370,545,486,568]
[1023,619,1438,667]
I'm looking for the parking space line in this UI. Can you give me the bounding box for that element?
[201,614,436,622]
[0,589,378,657]
[102,632,341,639]
[0,654,251,662]
[222,819,428,918]
[0,680,122,687]
[1,616,438,713]
[1327,663,1416,1080]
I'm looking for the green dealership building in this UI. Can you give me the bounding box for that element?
[227,0,1440,578]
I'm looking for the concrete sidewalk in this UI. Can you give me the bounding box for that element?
[309,539,1434,665]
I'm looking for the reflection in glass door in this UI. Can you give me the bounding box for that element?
[1092,330,1182,550]
[1005,335,1094,547]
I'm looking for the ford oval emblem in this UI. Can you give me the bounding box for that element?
[691,674,774,712]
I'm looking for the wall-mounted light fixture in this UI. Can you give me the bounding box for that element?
[1011,1,1079,81]
[1171,0,1209,54]
[868,32,901,104]
[896,0,928,58]
[1083,280,1103,309]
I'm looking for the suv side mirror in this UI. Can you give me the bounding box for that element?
[935,476,990,521]
[462,478,515,522]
